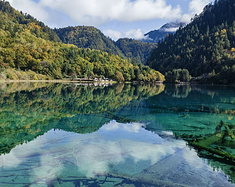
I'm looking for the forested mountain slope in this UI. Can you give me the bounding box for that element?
[0,0,164,82]
[0,0,61,42]
[54,26,125,58]
[147,0,235,84]
[55,26,156,64]
[115,38,156,64]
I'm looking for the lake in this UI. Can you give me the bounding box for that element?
[0,82,234,187]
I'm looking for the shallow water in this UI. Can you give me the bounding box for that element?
[0,83,234,186]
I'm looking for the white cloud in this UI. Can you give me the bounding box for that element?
[180,0,212,23]
[8,0,48,22]
[8,0,182,27]
[125,28,147,40]
[103,30,123,41]
[104,28,148,41]
[189,0,212,15]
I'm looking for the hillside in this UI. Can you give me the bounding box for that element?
[54,26,156,64]
[147,0,235,84]
[143,21,185,43]
[115,38,156,64]
[0,0,61,42]
[54,26,125,58]
[0,0,164,82]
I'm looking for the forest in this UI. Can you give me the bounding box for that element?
[54,26,156,64]
[147,0,235,84]
[0,0,164,82]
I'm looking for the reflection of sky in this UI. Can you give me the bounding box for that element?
[0,121,232,186]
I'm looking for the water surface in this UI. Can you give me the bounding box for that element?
[0,83,234,187]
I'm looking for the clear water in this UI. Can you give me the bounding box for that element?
[0,82,234,187]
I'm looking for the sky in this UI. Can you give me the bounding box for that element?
[7,0,213,41]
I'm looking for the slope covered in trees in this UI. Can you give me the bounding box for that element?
[54,26,156,64]
[0,0,164,82]
[0,0,61,42]
[147,0,235,84]
[54,26,125,58]
[115,38,156,64]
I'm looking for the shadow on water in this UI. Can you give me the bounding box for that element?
[0,82,234,186]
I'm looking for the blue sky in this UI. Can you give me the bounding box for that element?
[8,0,213,40]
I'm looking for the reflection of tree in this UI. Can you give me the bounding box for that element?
[0,82,51,96]
[164,84,191,98]
[0,83,165,155]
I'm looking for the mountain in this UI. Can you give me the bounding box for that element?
[54,26,125,58]
[143,21,186,43]
[54,26,156,64]
[0,0,164,82]
[0,0,61,43]
[115,38,156,64]
[147,0,235,84]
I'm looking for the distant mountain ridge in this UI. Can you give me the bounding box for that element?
[54,26,156,64]
[54,26,125,58]
[115,38,156,64]
[143,21,186,43]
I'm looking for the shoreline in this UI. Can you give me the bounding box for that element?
[0,79,117,83]
[0,79,165,84]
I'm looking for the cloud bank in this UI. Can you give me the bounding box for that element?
[8,0,181,27]
[104,28,148,41]
[181,0,212,23]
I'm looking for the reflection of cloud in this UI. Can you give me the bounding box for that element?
[0,121,186,181]
[0,151,21,168]
[30,154,63,184]
[182,147,204,169]
[103,120,145,133]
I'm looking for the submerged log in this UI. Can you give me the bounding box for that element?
[188,141,235,163]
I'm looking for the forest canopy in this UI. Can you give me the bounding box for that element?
[147,0,235,84]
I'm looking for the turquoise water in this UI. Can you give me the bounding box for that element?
[0,83,234,187]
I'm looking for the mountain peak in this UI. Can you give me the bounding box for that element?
[143,21,186,43]
[159,21,186,32]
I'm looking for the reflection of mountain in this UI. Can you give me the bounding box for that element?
[0,83,165,155]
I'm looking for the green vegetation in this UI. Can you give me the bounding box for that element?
[0,0,61,42]
[0,1,164,82]
[165,69,191,83]
[115,38,156,64]
[147,0,235,84]
[54,26,125,58]
[54,26,157,64]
